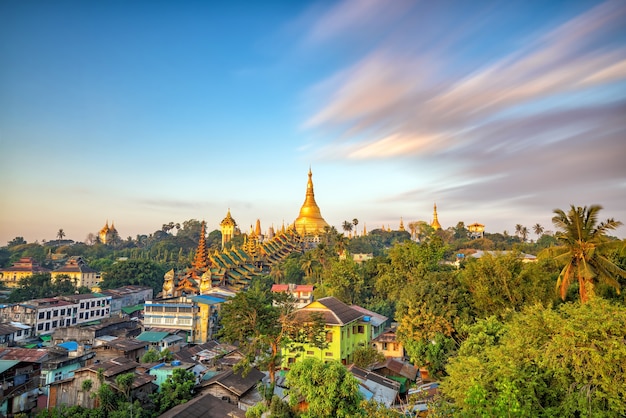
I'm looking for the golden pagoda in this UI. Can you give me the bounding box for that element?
[294,168,330,236]
[431,203,442,230]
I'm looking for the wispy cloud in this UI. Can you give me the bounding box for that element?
[297,0,626,229]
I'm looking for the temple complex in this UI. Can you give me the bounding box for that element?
[293,168,330,239]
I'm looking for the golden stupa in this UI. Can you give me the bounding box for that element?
[431,203,442,230]
[294,168,330,236]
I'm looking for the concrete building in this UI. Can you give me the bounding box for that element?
[99,285,153,315]
[51,256,101,290]
[0,257,50,289]
[0,293,111,336]
[144,295,227,344]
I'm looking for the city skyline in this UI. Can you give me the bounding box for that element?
[1,0,625,244]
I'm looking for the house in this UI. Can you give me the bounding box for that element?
[371,327,405,358]
[93,337,147,363]
[271,284,314,308]
[0,257,50,289]
[148,361,197,388]
[350,305,388,340]
[0,348,48,417]
[348,365,400,407]
[144,294,227,344]
[198,367,264,411]
[52,316,141,345]
[157,392,245,418]
[51,256,101,290]
[0,323,21,347]
[371,358,419,394]
[49,356,156,409]
[173,341,238,367]
[99,285,153,315]
[136,331,184,353]
[40,343,95,392]
[9,322,33,343]
[282,297,372,367]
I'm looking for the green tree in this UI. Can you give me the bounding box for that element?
[100,259,167,296]
[217,289,293,385]
[443,300,626,416]
[352,342,385,369]
[540,204,626,303]
[286,358,362,418]
[153,368,196,414]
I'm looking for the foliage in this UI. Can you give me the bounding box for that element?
[321,257,363,304]
[540,204,626,303]
[403,333,456,379]
[7,273,81,303]
[443,300,626,416]
[286,358,362,418]
[100,259,167,296]
[141,349,162,363]
[153,368,196,414]
[460,252,556,317]
[361,400,404,417]
[352,342,385,369]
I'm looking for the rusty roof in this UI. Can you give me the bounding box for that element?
[0,348,49,362]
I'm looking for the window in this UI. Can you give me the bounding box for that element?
[38,312,44,319]
[53,310,58,317]
[45,323,50,331]
[79,313,84,319]
[72,318,77,324]
[46,311,51,320]
[383,343,388,350]
[326,332,333,343]
[80,303,85,309]
[91,301,95,308]
[37,324,43,331]
[52,320,58,327]
[60,309,66,315]
[288,357,296,364]
[306,351,314,355]
[358,326,364,334]
[16,330,22,337]
[325,352,333,357]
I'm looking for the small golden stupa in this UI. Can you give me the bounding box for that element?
[431,203,442,230]
[294,168,330,236]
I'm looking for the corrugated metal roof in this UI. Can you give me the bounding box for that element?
[136,331,170,342]
[0,359,20,374]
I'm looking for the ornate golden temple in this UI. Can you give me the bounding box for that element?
[293,168,330,236]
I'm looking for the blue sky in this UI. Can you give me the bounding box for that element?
[1,0,625,244]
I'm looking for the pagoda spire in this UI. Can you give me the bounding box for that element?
[193,221,209,270]
[431,203,442,230]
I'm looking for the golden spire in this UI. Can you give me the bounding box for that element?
[255,219,262,236]
[294,168,330,235]
[431,203,442,230]
[363,223,367,235]
[399,217,405,231]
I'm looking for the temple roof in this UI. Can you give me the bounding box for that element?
[294,168,330,235]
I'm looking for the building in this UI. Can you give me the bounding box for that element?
[51,256,101,290]
[270,284,314,309]
[49,356,156,409]
[99,285,153,315]
[349,305,388,340]
[199,367,264,411]
[98,221,119,244]
[0,323,21,347]
[371,327,404,359]
[93,337,148,362]
[0,293,111,336]
[468,222,485,239]
[40,343,95,390]
[348,365,400,407]
[0,347,48,417]
[293,168,330,240]
[282,297,375,367]
[144,295,227,344]
[0,257,51,289]
[220,210,238,250]
[136,331,184,353]
[52,316,141,346]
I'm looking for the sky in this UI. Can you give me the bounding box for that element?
[1,0,625,244]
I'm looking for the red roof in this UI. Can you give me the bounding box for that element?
[271,284,289,292]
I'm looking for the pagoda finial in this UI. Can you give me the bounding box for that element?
[431,202,442,230]
[193,220,209,270]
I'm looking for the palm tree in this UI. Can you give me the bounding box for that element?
[269,264,285,284]
[533,223,544,237]
[57,229,65,242]
[520,226,529,242]
[342,221,353,237]
[514,224,523,239]
[352,218,359,237]
[541,204,626,303]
